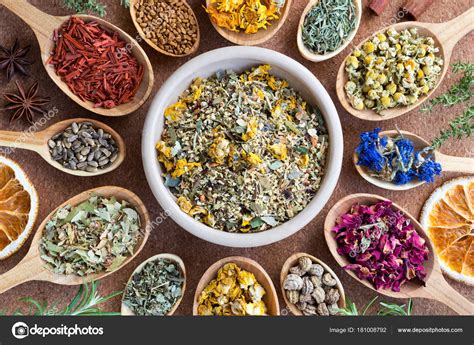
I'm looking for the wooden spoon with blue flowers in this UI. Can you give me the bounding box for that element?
[353,128,474,191]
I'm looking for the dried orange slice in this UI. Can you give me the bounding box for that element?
[0,157,38,259]
[421,176,474,285]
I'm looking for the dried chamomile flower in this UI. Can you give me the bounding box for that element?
[283,274,304,291]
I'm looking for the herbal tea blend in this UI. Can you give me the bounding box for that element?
[134,0,198,56]
[48,17,144,109]
[49,121,119,173]
[123,258,184,316]
[356,128,442,185]
[333,200,429,292]
[39,195,141,276]
[283,256,342,316]
[302,0,357,55]
[205,0,285,34]
[197,263,268,316]
[344,27,443,113]
[156,64,328,233]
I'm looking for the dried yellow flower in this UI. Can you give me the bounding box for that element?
[268,142,287,160]
[171,159,201,178]
[164,101,187,122]
[241,117,258,141]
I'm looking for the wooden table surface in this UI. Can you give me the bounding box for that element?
[0,0,472,315]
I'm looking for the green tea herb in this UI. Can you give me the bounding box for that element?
[302,0,356,55]
[63,0,107,17]
[431,105,474,149]
[39,195,141,276]
[1,281,121,316]
[421,62,474,112]
[123,258,184,316]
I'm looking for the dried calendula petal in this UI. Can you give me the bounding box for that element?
[197,262,268,316]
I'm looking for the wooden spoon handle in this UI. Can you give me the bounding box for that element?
[0,255,47,294]
[422,278,473,315]
[435,152,474,174]
[0,0,58,47]
[429,8,474,56]
[0,130,45,153]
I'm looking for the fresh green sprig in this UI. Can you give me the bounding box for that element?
[431,105,474,149]
[337,296,413,316]
[63,0,107,17]
[421,62,474,112]
[378,299,413,316]
[1,281,122,316]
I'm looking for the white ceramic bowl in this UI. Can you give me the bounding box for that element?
[142,46,343,248]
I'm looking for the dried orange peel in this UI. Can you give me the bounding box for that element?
[420,176,474,285]
[0,157,38,259]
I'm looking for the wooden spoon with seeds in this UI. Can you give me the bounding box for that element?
[0,0,154,116]
[336,8,474,121]
[205,0,292,46]
[354,130,474,191]
[121,253,186,316]
[0,186,150,294]
[129,0,200,57]
[0,118,125,177]
[324,193,474,315]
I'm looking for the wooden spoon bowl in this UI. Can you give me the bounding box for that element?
[353,130,474,190]
[192,256,280,315]
[0,118,126,177]
[205,0,292,46]
[0,0,154,116]
[121,253,186,316]
[129,0,200,57]
[280,252,346,316]
[0,186,150,294]
[297,0,362,62]
[336,8,474,121]
[324,193,474,315]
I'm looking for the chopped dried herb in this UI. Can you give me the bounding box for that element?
[157,65,329,233]
[39,195,141,276]
[2,81,50,124]
[123,258,184,316]
[0,39,32,81]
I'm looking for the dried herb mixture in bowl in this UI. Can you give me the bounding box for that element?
[156,64,329,233]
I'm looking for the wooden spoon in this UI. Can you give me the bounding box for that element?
[129,0,200,57]
[205,0,292,46]
[354,130,474,191]
[0,186,150,294]
[297,0,362,62]
[192,256,280,315]
[324,193,474,315]
[0,0,154,117]
[121,253,186,316]
[336,8,474,121]
[280,252,346,316]
[0,118,126,177]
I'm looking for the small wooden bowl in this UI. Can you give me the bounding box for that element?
[280,252,346,316]
[205,0,292,46]
[193,256,280,315]
[130,0,200,57]
[297,0,362,62]
[121,253,186,316]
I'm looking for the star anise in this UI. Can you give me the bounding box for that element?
[3,81,50,124]
[0,39,32,81]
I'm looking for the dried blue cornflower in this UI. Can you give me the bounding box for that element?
[394,169,416,185]
[356,128,387,172]
[417,159,442,183]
